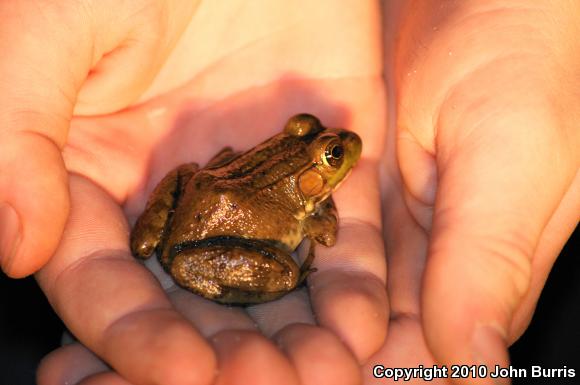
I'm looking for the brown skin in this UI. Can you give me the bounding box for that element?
[131,114,362,304]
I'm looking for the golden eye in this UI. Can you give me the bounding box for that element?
[323,142,344,167]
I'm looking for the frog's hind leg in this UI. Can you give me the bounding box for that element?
[168,238,300,304]
[130,163,198,259]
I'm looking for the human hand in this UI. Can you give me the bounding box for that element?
[1,1,219,384]
[0,0,197,277]
[13,2,390,384]
[365,1,579,383]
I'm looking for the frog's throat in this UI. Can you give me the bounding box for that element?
[296,159,354,216]
[328,168,352,193]
[294,189,332,220]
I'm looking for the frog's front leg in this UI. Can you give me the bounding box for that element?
[168,238,300,304]
[300,197,338,280]
[130,163,198,259]
[303,196,338,246]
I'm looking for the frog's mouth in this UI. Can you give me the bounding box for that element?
[329,167,353,192]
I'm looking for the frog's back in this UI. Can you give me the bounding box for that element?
[165,135,312,251]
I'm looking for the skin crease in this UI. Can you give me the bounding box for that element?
[0,2,576,385]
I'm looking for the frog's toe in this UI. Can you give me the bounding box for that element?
[297,266,318,286]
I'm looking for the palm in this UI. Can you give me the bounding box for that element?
[67,75,385,327]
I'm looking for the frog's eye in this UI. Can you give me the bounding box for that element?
[323,141,344,168]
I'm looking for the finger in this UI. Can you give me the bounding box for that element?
[423,106,579,375]
[247,264,360,385]
[167,266,314,385]
[0,134,69,277]
[79,372,134,385]
[246,286,315,337]
[509,172,580,340]
[381,153,428,317]
[37,343,108,385]
[309,159,388,362]
[0,2,86,276]
[168,284,257,336]
[274,324,361,385]
[363,318,448,385]
[211,330,301,385]
[36,175,216,385]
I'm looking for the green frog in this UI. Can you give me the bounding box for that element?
[130,114,362,304]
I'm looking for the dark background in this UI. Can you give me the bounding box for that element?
[0,227,577,385]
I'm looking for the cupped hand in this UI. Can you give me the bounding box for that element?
[0,0,196,277]
[1,2,390,385]
[366,1,579,384]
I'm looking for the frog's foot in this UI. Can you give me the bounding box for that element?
[297,239,318,286]
[297,266,318,286]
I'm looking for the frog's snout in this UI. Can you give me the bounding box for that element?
[340,131,362,163]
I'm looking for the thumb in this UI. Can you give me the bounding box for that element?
[0,0,195,276]
[1,2,103,276]
[0,1,92,277]
[422,106,578,375]
[0,4,82,276]
[0,134,69,277]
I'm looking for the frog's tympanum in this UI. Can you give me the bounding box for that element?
[130,114,362,304]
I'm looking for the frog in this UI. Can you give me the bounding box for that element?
[130,113,362,304]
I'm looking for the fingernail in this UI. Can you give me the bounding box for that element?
[0,203,21,272]
[472,325,511,385]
